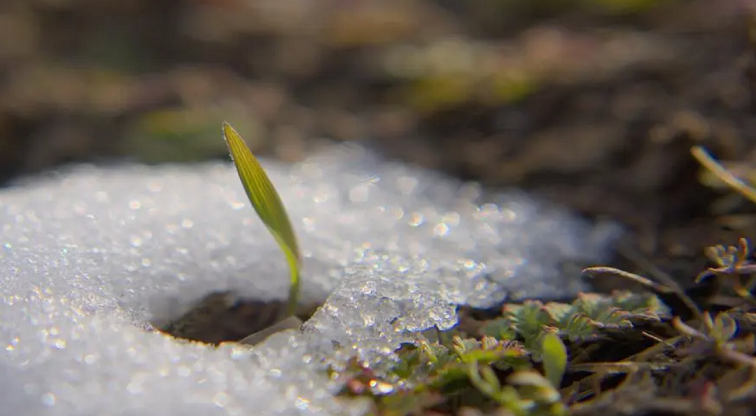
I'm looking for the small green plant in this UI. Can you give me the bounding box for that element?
[222,122,302,317]
[479,291,670,345]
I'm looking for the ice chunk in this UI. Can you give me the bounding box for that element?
[0,145,618,415]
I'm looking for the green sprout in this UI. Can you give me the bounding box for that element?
[222,121,302,317]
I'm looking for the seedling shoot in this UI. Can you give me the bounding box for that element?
[222,122,302,317]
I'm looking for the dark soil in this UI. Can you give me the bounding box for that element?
[157,291,318,344]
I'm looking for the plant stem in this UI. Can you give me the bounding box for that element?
[287,273,300,317]
[285,250,300,317]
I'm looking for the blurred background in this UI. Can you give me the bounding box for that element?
[1,0,755,279]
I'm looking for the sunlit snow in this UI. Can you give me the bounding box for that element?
[0,145,618,415]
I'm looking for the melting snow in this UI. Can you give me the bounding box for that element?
[0,145,618,415]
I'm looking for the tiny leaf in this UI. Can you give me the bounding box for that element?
[540,332,567,388]
[222,122,301,316]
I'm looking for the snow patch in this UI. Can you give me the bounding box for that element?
[0,145,618,415]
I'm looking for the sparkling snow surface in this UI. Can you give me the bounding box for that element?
[0,145,618,416]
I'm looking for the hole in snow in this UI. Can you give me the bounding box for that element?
[156,291,319,345]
